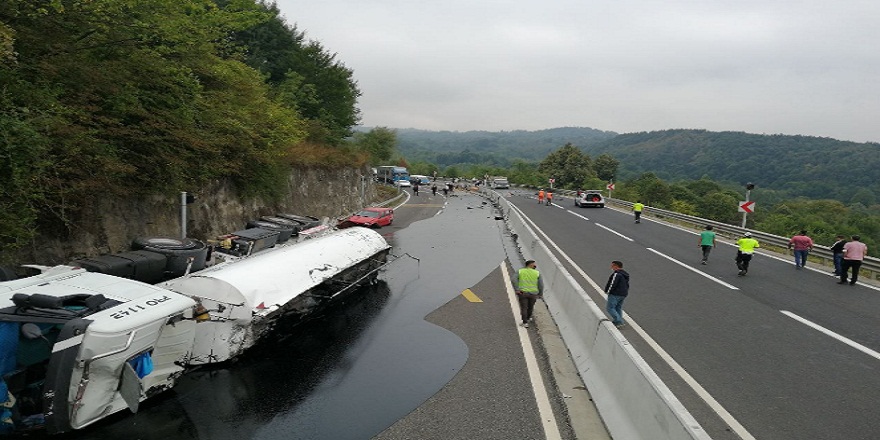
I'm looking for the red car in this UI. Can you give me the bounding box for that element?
[343,207,394,228]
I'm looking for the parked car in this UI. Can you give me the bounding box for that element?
[344,207,394,228]
[575,191,605,208]
[395,179,412,187]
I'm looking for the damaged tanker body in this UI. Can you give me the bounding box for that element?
[0,226,390,435]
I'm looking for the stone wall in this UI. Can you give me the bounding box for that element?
[12,166,376,265]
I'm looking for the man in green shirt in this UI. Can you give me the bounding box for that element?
[699,225,716,265]
[735,232,760,276]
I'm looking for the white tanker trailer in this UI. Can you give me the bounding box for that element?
[0,226,390,435]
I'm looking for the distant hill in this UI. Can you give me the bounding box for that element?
[384,126,880,205]
[393,127,617,168]
[584,129,880,204]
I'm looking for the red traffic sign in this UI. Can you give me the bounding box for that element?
[549,178,555,184]
[738,201,756,213]
[606,183,615,191]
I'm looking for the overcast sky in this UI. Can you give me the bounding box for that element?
[275,0,880,143]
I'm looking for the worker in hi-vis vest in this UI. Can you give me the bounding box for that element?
[633,201,645,223]
[736,232,760,276]
[513,260,544,328]
[537,189,545,204]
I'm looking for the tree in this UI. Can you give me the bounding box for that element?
[352,127,397,164]
[538,143,595,189]
[594,153,619,181]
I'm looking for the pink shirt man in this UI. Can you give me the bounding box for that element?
[843,240,868,260]
[789,235,813,251]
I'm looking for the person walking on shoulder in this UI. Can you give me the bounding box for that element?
[633,201,644,223]
[545,191,553,206]
[605,261,630,328]
[830,235,847,276]
[838,235,868,285]
[514,260,543,328]
[699,225,716,265]
[735,232,759,276]
[788,230,814,269]
[537,189,545,204]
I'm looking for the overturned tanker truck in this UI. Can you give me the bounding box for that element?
[0,218,390,435]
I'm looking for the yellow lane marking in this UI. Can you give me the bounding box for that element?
[461,288,483,303]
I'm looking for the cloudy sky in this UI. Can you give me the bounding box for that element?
[275,0,880,143]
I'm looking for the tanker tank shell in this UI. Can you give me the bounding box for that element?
[161,226,391,364]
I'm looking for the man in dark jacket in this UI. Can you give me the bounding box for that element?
[604,260,630,328]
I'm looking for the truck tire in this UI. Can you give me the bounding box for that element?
[131,237,208,278]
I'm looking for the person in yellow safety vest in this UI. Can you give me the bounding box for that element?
[537,189,545,204]
[633,201,645,223]
[545,191,553,206]
[514,260,544,328]
[735,232,760,276]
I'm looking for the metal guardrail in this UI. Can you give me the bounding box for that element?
[506,186,880,280]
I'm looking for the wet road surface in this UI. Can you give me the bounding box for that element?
[51,189,578,440]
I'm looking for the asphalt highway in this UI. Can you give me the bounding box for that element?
[505,190,880,440]
[59,187,600,440]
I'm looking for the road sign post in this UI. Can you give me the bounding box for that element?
[740,183,755,227]
[549,178,555,190]
[606,181,615,198]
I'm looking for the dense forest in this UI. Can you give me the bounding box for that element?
[395,129,880,255]
[395,127,880,205]
[0,0,388,257]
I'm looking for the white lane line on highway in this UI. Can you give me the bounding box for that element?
[500,263,563,440]
[595,223,634,242]
[392,191,411,210]
[509,202,757,440]
[646,248,740,290]
[554,203,565,210]
[781,311,880,361]
[566,210,590,221]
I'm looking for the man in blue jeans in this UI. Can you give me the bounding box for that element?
[604,260,630,328]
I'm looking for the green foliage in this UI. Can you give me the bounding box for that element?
[234,2,361,144]
[350,126,397,164]
[0,0,364,255]
[538,143,596,189]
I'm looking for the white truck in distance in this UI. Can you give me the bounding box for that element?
[491,177,509,189]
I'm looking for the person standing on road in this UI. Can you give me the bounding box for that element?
[514,260,543,328]
[545,191,553,206]
[537,189,545,204]
[431,183,437,196]
[788,230,814,269]
[830,235,847,276]
[839,235,868,285]
[413,182,420,196]
[699,225,716,265]
[633,201,644,223]
[735,232,760,276]
[604,261,630,328]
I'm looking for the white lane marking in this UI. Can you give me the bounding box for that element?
[647,248,740,290]
[508,201,757,440]
[781,311,880,361]
[566,210,590,221]
[595,223,634,242]
[554,203,565,210]
[392,190,412,210]
[500,263,563,440]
